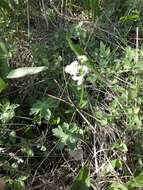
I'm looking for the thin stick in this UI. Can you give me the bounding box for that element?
[135,27,139,63]
[135,27,139,108]
[26,0,30,41]
[41,0,49,30]
[93,123,99,174]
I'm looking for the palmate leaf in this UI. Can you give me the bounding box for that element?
[52,122,84,151]
[30,98,58,122]
[6,66,48,79]
[70,167,90,190]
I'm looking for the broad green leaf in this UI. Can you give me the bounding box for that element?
[111,159,122,169]
[70,167,90,190]
[7,66,48,79]
[0,77,6,93]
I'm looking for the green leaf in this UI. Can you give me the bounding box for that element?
[108,181,128,190]
[0,77,6,93]
[0,42,8,55]
[0,101,19,124]
[21,145,34,157]
[70,167,90,190]
[66,35,95,70]
[120,14,140,22]
[84,0,101,19]
[30,98,58,123]
[112,142,128,153]
[7,66,48,79]
[111,159,122,169]
[0,0,12,12]
[52,126,68,141]
[52,123,84,150]
[102,159,122,175]
[0,42,9,77]
[128,172,143,188]
[90,0,101,19]
[67,35,85,57]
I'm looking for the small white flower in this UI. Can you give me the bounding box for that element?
[9,152,15,157]
[82,65,89,75]
[37,144,47,151]
[78,55,88,63]
[0,147,5,153]
[17,158,24,164]
[65,60,89,85]
[65,60,79,76]
[72,75,84,85]
[123,156,127,161]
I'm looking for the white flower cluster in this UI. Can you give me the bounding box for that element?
[65,60,89,85]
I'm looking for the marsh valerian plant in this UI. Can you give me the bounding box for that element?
[65,59,89,85]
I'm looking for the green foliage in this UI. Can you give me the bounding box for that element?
[67,35,86,56]
[6,175,28,190]
[84,0,101,19]
[87,44,143,129]
[70,167,90,190]
[0,0,143,189]
[108,181,128,190]
[0,0,12,12]
[99,41,111,66]
[67,35,95,70]
[109,172,143,190]
[128,172,143,189]
[120,12,140,22]
[0,78,6,93]
[111,142,128,153]
[30,98,59,124]
[52,122,84,150]
[0,100,19,124]
[0,41,9,78]
[21,142,34,157]
[102,159,123,176]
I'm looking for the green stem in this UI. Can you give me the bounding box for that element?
[79,84,84,108]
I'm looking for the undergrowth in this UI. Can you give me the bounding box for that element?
[0,0,143,190]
